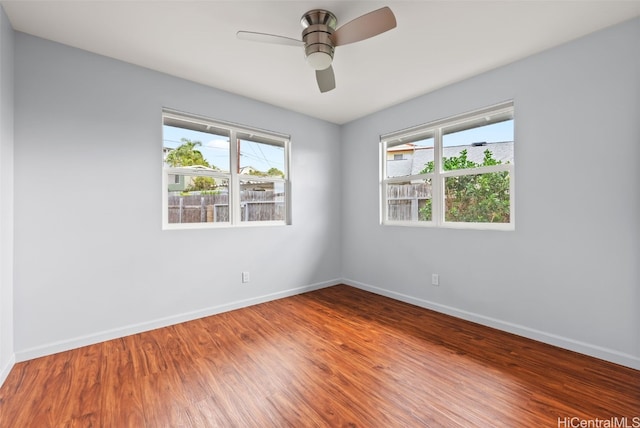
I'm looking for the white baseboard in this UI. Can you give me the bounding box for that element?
[0,353,16,388]
[14,278,640,371]
[343,278,640,371]
[15,279,340,362]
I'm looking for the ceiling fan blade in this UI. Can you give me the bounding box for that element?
[236,31,304,47]
[330,6,397,47]
[316,66,336,93]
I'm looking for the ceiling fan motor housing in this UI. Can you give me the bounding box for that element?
[301,10,337,70]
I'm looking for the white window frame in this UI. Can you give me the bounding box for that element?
[162,108,291,230]
[380,101,515,231]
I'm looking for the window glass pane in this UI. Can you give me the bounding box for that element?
[239,179,286,222]
[443,172,510,223]
[386,133,434,178]
[386,179,432,221]
[163,124,230,172]
[238,138,285,178]
[442,119,513,171]
[167,174,229,224]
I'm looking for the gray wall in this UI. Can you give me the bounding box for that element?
[13,33,342,359]
[0,5,14,385]
[5,15,639,374]
[341,17,640,369]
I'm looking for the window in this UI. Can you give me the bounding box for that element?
[162,109,290,229]
[380,101,514,230]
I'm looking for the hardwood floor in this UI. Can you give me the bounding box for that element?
[1,285,638,427]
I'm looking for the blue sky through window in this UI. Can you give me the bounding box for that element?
[163,126,286,174]
[163,125,229,170]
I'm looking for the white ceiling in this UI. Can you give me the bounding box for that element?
[2,1,639,124]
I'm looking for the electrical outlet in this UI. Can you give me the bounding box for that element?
[242,271,250,283]
[431,274,439,286]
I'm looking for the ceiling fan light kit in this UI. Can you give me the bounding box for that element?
[237,6,396,93]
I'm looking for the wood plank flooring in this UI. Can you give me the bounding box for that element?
[1,285,638,427]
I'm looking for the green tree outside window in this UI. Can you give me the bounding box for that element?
[165,139,218,192]
[419,149,510,223]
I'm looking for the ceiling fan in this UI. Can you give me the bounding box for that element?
[237,7,397,93]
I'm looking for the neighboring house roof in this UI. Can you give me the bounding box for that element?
[239,166,258,174]
[387,158,413,178]
[387,143,415,152]
[387,141,513,177]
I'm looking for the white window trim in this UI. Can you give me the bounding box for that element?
[380,101,514,231]
[162,108,291,230]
